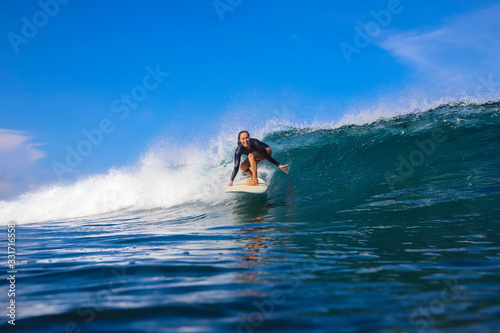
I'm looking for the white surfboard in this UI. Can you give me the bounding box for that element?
[225,178,268,194]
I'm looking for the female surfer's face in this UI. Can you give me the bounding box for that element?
[239,132,250,147]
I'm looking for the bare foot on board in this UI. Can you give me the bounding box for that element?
[248,179,259,186]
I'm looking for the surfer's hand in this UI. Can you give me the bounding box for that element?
[279,164,289,174]
[228,181,233,187]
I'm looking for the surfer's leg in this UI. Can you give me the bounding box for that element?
[240,158,253,178]
[247,153,259,185]
[246,147,272,185]
[251,147,272,163]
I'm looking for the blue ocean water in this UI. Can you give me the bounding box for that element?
[1,101,500,332]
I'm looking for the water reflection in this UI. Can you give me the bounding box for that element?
[231,193,268,223]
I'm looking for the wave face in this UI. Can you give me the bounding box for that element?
[264,101,500,221]
[1,101,499,224]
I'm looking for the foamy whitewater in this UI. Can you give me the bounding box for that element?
[1,99,499,333]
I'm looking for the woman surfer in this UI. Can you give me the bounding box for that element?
[228,130,289,187]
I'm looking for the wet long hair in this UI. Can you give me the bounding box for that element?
[237,130,249,145]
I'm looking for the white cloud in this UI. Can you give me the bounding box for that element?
[0,129,47,198]
[379,5,500,79]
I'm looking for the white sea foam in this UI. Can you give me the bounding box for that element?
[0,127,282,224]
[0,142,229,224]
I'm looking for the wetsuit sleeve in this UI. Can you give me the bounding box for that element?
[260,148,280,167]
[230,150,241,182]
[254,139,280,167]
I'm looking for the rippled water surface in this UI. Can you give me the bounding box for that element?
[4,202,499,333]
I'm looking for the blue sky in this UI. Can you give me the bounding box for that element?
[1,0,499,199]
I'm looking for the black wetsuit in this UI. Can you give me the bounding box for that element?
[230,138,281,182]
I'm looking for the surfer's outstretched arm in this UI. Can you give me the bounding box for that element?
[255,143,289,174]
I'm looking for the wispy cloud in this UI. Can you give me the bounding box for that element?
[379,5,500,79]
[0,129,47,198]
